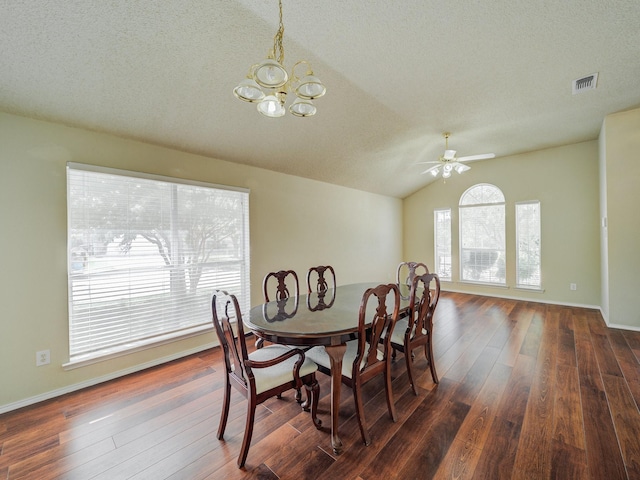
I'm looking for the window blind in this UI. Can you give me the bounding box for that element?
[516,201,541,288]
[67,164,250,363]
[434,209,452,281]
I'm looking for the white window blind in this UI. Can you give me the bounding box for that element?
[516,201,541,288]
[434,209,452,281]
[67,163,250,363]
[459,184,505,285]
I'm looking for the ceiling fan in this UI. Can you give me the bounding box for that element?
[418,133,495,178]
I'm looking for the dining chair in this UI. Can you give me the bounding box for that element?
[263,269,300,301]
[306,265,336,293]
[389,272,440,394]
[211,289,321,468]
[306,265,336,311]
[257,269,300,349]
[396,261,429,287]
[306,283,400,446]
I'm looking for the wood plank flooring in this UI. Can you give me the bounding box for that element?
[2,292,640,479]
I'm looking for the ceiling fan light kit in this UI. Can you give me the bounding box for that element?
[419,132,495,179]
[233,0,326,118]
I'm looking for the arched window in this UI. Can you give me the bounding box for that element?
[459,184,505,284]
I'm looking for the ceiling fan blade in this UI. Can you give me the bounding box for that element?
[457,153,495,162]
[443,149,456,160]
[414,160,441,165]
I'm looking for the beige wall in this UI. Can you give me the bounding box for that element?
[0,112,402,411]
[403,141,601,306]
[2,106,637,412]
[601,107,640,329]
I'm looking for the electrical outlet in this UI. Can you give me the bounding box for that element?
[570,283,577,291]
[36,349,50,366]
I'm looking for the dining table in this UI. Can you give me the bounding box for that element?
[245,282,414,455]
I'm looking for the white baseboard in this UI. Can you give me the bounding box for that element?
[0,342,217,415]
[442,288,640,332]
[441,286,600,310]
[605,319,640,332]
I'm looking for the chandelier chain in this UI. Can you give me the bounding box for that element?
[273,0,285,66]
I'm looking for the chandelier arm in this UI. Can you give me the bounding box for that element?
[291,60,312,84]
[246,64,260,78]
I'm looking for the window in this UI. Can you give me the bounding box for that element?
[516,201,541,288]
[459,184,505,285]
[67,163,250,364]
[434,209,452,281]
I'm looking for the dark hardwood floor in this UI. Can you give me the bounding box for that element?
[2,292,640,479]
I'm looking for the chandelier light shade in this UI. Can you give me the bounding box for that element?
[257,94,286,117]
[254,59,288,89]
[233,0,326,118]
[295,75,326,99]
[233,78,266,103]
[289,97,317,117]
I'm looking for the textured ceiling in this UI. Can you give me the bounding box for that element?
[1,1,639,198]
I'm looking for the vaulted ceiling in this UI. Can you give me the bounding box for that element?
[1,1,639,198]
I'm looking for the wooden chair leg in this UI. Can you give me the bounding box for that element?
[384,362,397,422]
[405,346,418,396]
[301,385,310,411]
[217,376,231,439]
[295,387,302,403]
[426,337,439,384]
[300,378,314,411]
[304,377,322,429]
[238,401,256,468]
[352,380,371,446]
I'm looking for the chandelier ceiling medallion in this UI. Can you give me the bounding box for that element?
[233,0,326,118]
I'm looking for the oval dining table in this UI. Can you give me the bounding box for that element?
[245,282,414,455]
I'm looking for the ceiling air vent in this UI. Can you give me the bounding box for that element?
[572,73,598,94]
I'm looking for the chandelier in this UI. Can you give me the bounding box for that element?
[233,0,326,118]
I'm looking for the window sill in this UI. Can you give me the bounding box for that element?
[515,285,545,293]
[63,324,214,370]
[445,281,545,294]
[459,280,509,289]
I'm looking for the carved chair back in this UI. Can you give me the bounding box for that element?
[263,269,300,302]
[306,265,336,293]
[396,261,429,287]
[306,265,337,311]
[211,289,251,388]
[408,273,441,343]
[355,283,400,379]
